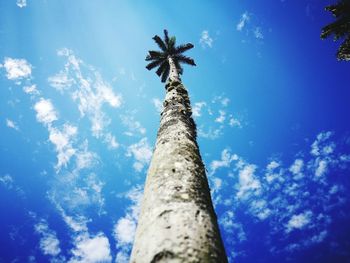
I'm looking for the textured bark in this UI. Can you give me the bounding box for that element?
[130,61,227,262]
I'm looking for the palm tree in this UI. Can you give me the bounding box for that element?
[130,30,228,262]
[321,0,350,61]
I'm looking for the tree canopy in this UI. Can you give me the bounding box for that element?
[321,0,350,61]
[146,30,196,82]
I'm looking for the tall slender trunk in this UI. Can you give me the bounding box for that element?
[130,57,227,262]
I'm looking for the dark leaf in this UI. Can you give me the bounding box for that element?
[175,55,196,66]
[146,59,163,70]
[174,43,194,54]
[156,61,168,76]
[174,59,183,75]
[164,29,169,46]
[161,64,170,82]
[149,50,164,58]
[153,35,167,51]
[337,35,350,60]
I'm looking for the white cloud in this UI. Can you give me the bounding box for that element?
[115,252,129,263]
[49,48,122,138]
[213,131,350,256]
[121,115,146,136]
[103,133,119,149]
[16,0,27,8]
[254,27,264,39]
[6,119,19,131]
[152,98,163,113]
[53,205,112,263]
[289,159,304,180]
[114,186,143,262]
[49,124,77,170]
[210,148,238,175]
[212,95,230,107]
[250,199,271,220]
[215,110,226,123]
[198,125,223,140]
[48,71,74,91]
[126,138,152,172]
[221,97,230,107]
[0,174,14,189]
[23,84,39,95]
[34,98,58,126]
[315,159,327,177]
[286,211,313,233]
[310,131,333,156]
[199,30,213,48]
[34,219,61,257]
[309,230,327,244]
[192,101,206,118]
[219,211,246,241]
[229,117,242,128]
[267,160,280,171]
[69,233,112,263]
[237,12,250,31]
[114,218,136,245]
[75,142,97,171]
[3,57,31,80]
[236,164,260,199]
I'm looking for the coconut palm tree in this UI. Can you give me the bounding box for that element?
[130,30,228,262]
[321,0,350,61]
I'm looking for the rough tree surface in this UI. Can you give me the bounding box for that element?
[130,65,228,262]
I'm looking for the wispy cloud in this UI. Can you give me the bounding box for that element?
[237,12,250,31]
[210,148,238,175]
[152,98,163,113]
[16,0,27,8]
[34,219,61,257]
[254,27,264,39]
[120,114,146,136]
[6,118,19,131]
[48,48,122,138]
[23,84,40,95]
[49,124,78,170]
[192,101,206,118]
[199,30,213,48]
[210,131,350,259]
[114,186,143,263]
[194,95,244,140]
[126,138,152,172]
[215,110,226,123]
[286,211,313,233]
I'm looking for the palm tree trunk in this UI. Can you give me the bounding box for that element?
[130,57,227,262]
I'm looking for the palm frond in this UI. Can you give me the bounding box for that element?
[174,43,194,54]
[161,64,170,83]
[174,59,183,75]
[175,55,196,66]
[156,61,168,76]
[146,59,163,70]
[146,29,196,81]
[164,29,170,46]
[322,0,350,60]
[326,0,350,17]
[153,35,167,51]
[321,18,350,40]
[148,50,164,58]
[337,35,350,60]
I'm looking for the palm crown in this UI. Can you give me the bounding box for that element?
[146,29,196,82]
[321,0,350,61]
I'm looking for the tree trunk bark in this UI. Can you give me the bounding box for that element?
[130,58,227,263]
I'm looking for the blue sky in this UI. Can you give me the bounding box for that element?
[1,0,350,262]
